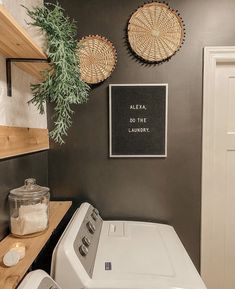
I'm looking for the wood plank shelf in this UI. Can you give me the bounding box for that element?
[0,126,49,159]
[0,201,72,289]
[0,4,50,79]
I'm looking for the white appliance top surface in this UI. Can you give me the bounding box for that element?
[92,221,207,289]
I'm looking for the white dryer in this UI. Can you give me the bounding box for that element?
[51,202,207,289]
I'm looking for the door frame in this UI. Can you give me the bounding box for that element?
[201,46,235,283]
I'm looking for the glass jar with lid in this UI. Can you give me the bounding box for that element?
[9,178,50,237]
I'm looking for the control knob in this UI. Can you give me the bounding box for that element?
[93,208,99,216]
[82,236,91,247]
[86,221,96,234]
[79,244,88,257]
[91,211,98,221]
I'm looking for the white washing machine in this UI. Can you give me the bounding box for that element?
[17,270,61,289]
[51,202,207,289]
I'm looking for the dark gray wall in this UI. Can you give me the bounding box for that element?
[0,152,48,240]
[48,0,235,270]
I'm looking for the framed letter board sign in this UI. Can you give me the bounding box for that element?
[109,84,168,157]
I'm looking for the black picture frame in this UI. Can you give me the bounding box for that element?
[109,84,168,158]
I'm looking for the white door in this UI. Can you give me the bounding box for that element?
[201,47,235,289]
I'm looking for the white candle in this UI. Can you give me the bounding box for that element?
[10,242,26,259]
[3,251,20,267]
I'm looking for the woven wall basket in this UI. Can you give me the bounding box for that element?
[128,2,185,62]
[78,35,117,84]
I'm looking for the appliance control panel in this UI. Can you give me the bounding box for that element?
[73,204,103,277]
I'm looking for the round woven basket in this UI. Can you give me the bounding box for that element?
[128,2,185,62]
[77,35,117,84]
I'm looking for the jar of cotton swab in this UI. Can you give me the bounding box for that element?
[9,178,50,237]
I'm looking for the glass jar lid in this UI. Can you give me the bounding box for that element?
[10,178,49,198]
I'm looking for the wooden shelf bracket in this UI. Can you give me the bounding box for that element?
[6,58,49,97]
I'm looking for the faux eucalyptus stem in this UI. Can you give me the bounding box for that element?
[25,2,90,144]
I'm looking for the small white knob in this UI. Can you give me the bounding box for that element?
[82,236,91,247]
[93,208,99,216]
[3,250,20,267]
[86,221,95,234]
[79,244,88,256]
[91,211,98,221]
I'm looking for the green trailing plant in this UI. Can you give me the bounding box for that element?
[25,2,90,144]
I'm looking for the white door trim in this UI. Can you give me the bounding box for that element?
[201,46,235,286]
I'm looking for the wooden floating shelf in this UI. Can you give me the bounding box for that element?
[0,201,72,289]
[0,4,50,79]
[0,126,49,159]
